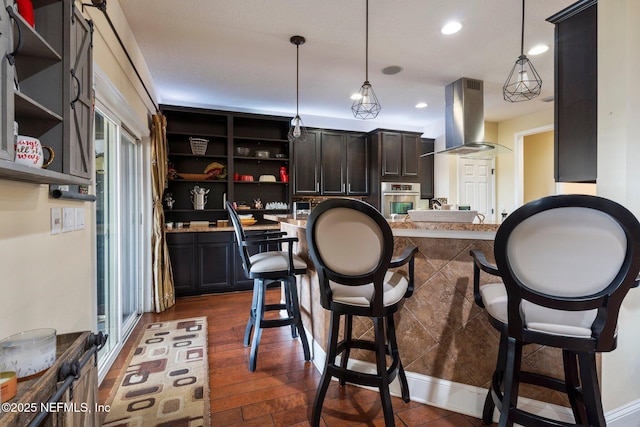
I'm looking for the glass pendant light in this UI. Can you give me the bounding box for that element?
[288,35,308,143]
[503,0,542,102]
[352,0,381,119]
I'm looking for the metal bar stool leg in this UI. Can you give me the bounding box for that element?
[244,279,260,347]
[374,317,395,427]
[286,276,310,361]
[386,314,410,403]
[312,311,341,427]
[248,279,266,372]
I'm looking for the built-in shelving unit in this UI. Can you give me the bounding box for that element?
[0,0,93,185]
[161,105,292,224]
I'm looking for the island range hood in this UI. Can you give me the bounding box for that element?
[435,77,511,157]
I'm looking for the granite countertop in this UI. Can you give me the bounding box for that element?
[166,223,280,233]
[264,213,500,231]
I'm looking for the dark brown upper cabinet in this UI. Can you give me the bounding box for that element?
[293,129,369,196]
[547,0,597,183]
[369,130,422,182]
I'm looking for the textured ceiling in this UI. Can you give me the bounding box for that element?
[117,0,576,135]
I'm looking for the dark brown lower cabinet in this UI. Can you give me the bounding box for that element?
[168,232,252,296]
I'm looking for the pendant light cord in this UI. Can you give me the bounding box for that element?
[520,0,525,56]
[365,0,369,81]
[296,42,300,116]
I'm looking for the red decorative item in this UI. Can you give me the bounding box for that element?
[16,0,35,27]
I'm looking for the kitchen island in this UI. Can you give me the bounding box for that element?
[265,213,572,419]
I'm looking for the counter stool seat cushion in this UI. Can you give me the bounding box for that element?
[329,272,409,307]
[480,282,599,338]
[249,251,307,274]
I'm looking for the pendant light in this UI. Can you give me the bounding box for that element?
[503,0,542,102]
[288,35,308,143]
[352,0,381,119]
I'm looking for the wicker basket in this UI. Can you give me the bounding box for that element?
[189,137,209,155]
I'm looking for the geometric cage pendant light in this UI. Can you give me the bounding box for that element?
[288,35,308,143]
[503,0,542,102]
[352,0,381,119]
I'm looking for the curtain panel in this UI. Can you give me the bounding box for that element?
[150,113,175,312]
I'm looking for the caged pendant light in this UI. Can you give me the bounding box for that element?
[503,0,542,102]
[288,35,308,143]
[352,0,381,119]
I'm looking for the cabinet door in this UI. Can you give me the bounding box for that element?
[420,139,435,199]
[0,5,13,161]
[198,233,233,292]
[401,134,420,177]
[346,133,368,195]
[320,131,346,195]
[293,130,320,195]
[549,0,597,182]
[167,234,197,296]
[381,132,401,177]
[64,4,93,178]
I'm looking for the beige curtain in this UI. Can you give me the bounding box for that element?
[151,113,175,312]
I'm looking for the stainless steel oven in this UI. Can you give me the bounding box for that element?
[381,182,421,219]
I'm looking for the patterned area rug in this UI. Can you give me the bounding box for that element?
[103,317,210,427]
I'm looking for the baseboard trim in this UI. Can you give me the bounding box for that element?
[304,331,640,424]
[605,398,640,427]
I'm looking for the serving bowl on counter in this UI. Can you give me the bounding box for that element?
[407,209,480,223]
[0,328,57,379]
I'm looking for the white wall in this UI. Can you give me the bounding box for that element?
[0,183,96,337]
[597,0,640,412]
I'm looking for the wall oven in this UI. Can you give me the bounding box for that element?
[381,182,421,219]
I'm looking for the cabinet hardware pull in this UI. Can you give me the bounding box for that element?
[70,68,81,107]
[316,182,319,193]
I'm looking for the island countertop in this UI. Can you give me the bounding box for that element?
[264,213,500,240]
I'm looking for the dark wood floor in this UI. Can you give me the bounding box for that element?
[98,290,489,426]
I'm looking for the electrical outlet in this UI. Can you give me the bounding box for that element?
[62,207,74,232]
[51,208,61,235]
[74,207,85,230]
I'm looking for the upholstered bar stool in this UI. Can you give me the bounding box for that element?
[226,202,311,372]
[306,198,418,427]
[470,194,640,427]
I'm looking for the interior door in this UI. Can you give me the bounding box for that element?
[458,157,495,221]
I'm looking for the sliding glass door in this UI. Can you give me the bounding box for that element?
[95,107,143,375]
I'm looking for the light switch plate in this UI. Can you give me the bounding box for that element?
[62,207,74,232]
[74,207,85,230]
[51,207,61,235]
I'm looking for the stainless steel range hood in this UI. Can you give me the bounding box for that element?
[428,77,511,157]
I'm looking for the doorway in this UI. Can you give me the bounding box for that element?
[95,107,143,380]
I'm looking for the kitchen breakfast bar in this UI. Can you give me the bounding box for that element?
[264,213,572,419]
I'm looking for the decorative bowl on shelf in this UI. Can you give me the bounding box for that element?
[176,173,210,181]
[255,150,270,158]
[235,146,250,156]
[258,175,276,182]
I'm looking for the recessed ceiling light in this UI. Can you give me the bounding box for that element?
[528,44,549,55]
[441,21,462,35]
[382,65,403,75]
[415,102,428,109]
[350,93,362,100]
